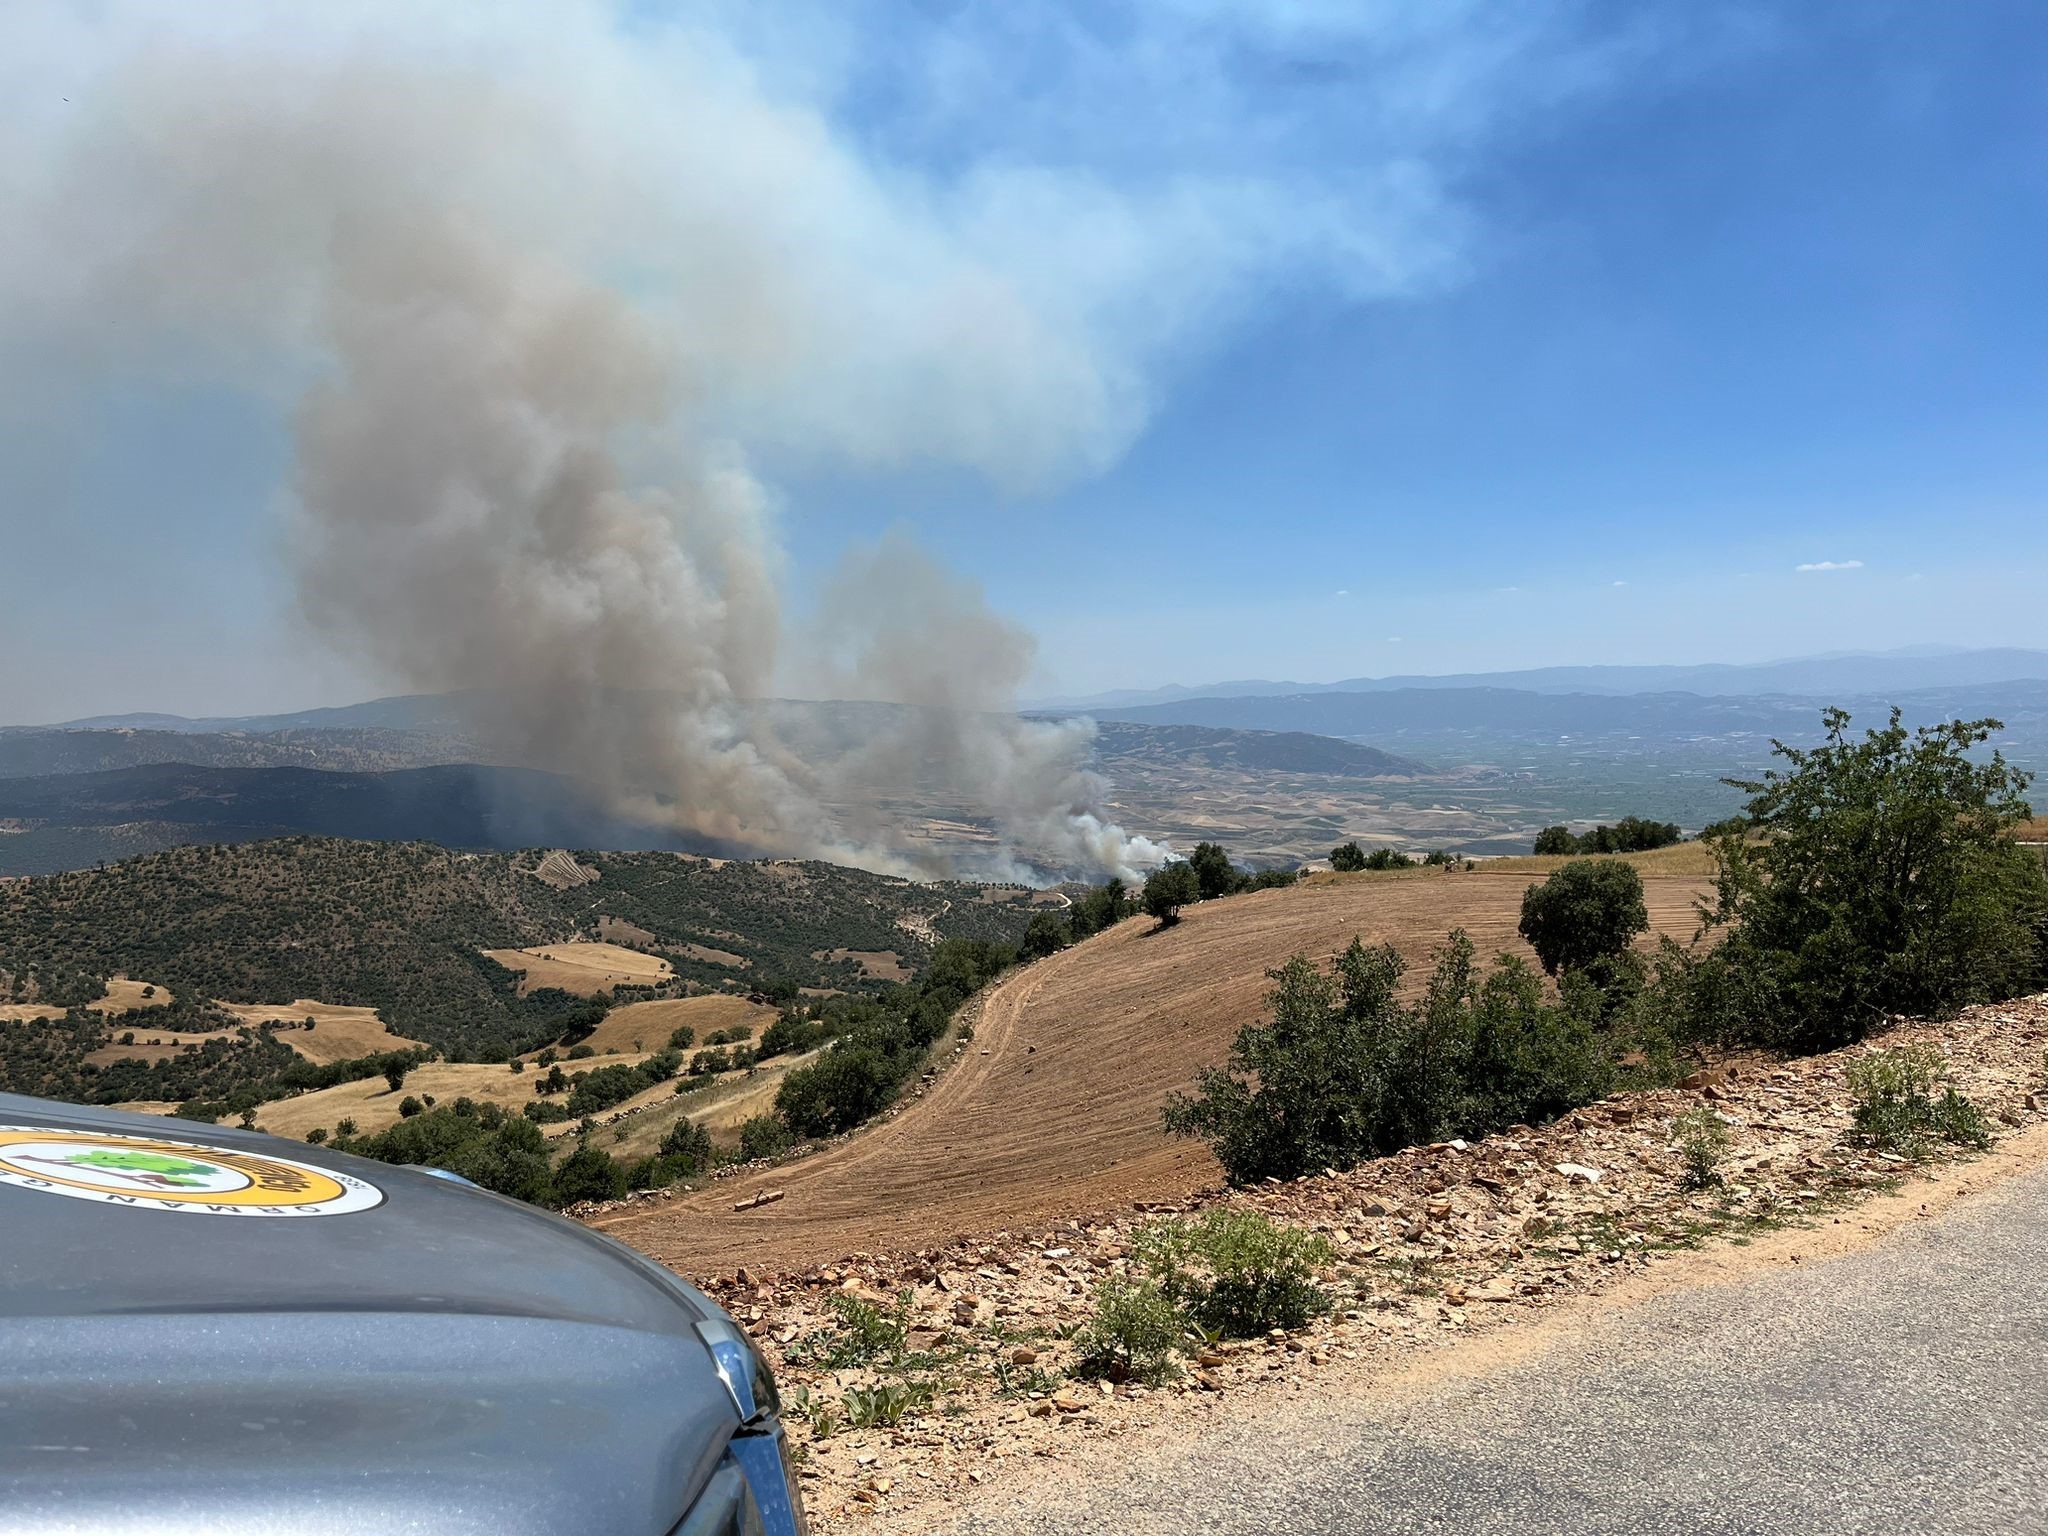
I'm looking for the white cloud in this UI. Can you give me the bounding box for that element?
[1611,580,1627,587]
[1795,559,1864,572]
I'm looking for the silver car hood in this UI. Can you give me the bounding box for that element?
[0,1094,736,1535]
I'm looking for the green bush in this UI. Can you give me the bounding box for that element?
[1165,932,1613,1183]
[1518,860,1649,979]
[1362,848,1415,871]
[1021,909,1071,959]
[737,1113,793,1161]
[1847,1045,1991,1155]
[1071,1277,1183,1385]
[1134,1210,1333,1337]
[1329,842,1366,873]
[1698,709,2046,1052]
[552,1143,629,1205]
[657,1115,714,1173]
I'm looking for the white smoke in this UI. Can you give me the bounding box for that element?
[0,2,1619,877]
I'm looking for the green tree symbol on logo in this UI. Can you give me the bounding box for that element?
[58,1149,218,1187]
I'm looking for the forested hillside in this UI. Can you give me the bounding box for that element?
[0,837,1037,1105]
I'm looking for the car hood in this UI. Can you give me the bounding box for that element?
[0,1094,736,1535]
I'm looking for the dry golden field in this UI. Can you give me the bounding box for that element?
[561,995,777,1057]
[2,977,173,1023]
[599,864,1712,1273]
[481,940,674,996]
[215,999,426,1064]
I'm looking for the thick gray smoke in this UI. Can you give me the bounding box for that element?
[4,2,1572,877]
[0,5,1205,877]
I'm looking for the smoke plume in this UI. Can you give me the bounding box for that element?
[5,3,1580,876]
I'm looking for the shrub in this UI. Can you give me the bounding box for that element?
[1699,710,2046,1051]
[1362,847,1415,871]
[758,1013,826,1059]
[305,1127,327,1144]
[1067,879,1128,941]
[552,1143,629,1205]
[1166,932,1615,1184]
[1518,860,1649,979]
[658,1115,714,1173]
[383,1063,408,1093]
[667,1025,696,1050]
[1671,1106,1730,1189]
[776,1046,894,1137]
[1847,1045,1991,1155]
[1134,1209,1333,1336]
[566,1044,596,1060]
[1533,825,1577,856]
[1189,842,1245,901]
[1141,862,1200,927]
[397,1094,423,1118]
[737,1113,794,1161]
[1071,1277,1183,1385]
[1329,842,1366,873]
[1021,909,1070,959]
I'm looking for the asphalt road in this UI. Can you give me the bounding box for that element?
[942,1168,2048,1535]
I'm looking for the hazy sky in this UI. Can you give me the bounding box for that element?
[3,1,2045,723]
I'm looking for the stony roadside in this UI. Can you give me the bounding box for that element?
[671,997,2048,1531]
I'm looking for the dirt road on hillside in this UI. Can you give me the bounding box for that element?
[597,869,1710,1277]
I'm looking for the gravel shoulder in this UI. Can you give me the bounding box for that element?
[904,1121,2048,1534]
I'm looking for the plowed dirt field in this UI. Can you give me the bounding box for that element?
[597,867,1710,1277]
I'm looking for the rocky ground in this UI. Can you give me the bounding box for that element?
[677,997,2048,1530]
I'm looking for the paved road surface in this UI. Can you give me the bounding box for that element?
[941,1168,2048,1535]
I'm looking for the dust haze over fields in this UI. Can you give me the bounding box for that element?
[0,2,1638,880]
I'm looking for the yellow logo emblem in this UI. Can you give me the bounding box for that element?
[0,1125,382,1216]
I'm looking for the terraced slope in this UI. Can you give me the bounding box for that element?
[597,866,1712,1275]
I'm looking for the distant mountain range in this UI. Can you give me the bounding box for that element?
[1030,647,2048,710]
[1058,679,2048,746]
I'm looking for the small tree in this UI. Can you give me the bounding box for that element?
[1189,842,1242,901]
[1533,825,1577,856]
[1329,842,1366,872]
[1703,708,2047,1050]
[398,1095,424,1118]
[383,1063,408,1094]
[1021,909,1070,959]
[1518,859,1649,978]
[552,1144,628,1206]
[1142,862,1200,927]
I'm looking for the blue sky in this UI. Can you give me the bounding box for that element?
[3,1,2045,721]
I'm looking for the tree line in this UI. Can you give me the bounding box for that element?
[1169,708,2048,1183]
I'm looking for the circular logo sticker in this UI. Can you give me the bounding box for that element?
[0,1126,382,1216]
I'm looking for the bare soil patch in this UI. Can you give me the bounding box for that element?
[561,995,778,1057]
[215,999,425,1065]
[598,868,1710,1273]
[482,940,673,996]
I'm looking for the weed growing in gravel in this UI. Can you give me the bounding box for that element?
[1071,1277,1183,1385]
[842,1380,933,1430]
[790,1292,911,1369]
[1134,1208,1336,1335]
[1672,1106,1732,1189]
[1847,1045,1991,1156]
